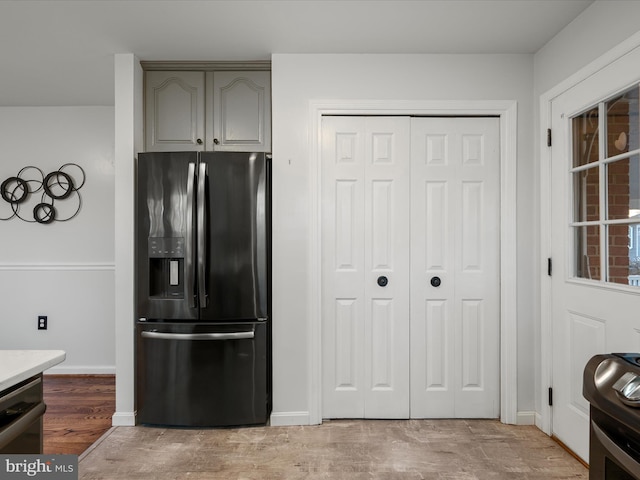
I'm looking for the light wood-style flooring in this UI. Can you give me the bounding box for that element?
[80,420,589,479]
[43,375,589,479]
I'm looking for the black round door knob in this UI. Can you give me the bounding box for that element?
[430,276,442,287]
[377,276,389,287]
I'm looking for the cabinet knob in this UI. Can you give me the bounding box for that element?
[213,138,220,145]
[196,138,203,145]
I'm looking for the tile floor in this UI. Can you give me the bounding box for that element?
[79,419,589,480]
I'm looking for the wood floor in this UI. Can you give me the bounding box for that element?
[43,374,115,455]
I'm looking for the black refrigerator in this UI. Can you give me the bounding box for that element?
[135,151,270,427]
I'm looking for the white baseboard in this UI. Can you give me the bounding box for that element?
[269,411,312,426]
[534,411,550,433]
[515,411,536,426]
[111,412,136,426]
[269,411,538,427]
[45,365,116,375]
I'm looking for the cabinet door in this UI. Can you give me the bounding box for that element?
[145,71,205,152]
[207,71,271,152]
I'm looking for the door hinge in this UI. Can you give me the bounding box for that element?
[547,128,552,147]
[548,387,553,406]
[547,258,552,276]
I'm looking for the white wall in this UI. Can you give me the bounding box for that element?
[270,54,536,423]
[113,53,143,426]
[0,107,115,373]
[534,0,640,97]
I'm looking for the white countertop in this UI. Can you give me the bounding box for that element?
[0,350,66,391]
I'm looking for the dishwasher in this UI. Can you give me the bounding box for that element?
[0,374,46,454]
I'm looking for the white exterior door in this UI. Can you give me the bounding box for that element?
[550,60,640,461]
[410,118,501,418]
[321,115,500,419]
[321,116,411,418]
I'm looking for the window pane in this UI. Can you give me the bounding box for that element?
[573,107,599,167]
[606,86,639,158]
[574,225,601,280]
[570,82,640,288]
[608,224,633,285]
[607,155,640,220]
[574,166,599,222]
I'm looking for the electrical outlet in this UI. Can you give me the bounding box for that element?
[38,315,47,330]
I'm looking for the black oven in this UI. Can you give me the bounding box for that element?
[584,354,640,479]
[0,374,46,454]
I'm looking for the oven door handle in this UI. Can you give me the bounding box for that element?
[141,330,254,341]
[592,421,640,477]
[0,401,46,451]
[0,377,41,407]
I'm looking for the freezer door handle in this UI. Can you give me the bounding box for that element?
[185,162,197,308]
[141,330,255,341]
[197,161,208,307]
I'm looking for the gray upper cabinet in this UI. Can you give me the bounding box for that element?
[145,71,206,152]
[145,70,271,152]
[207,71,271,152]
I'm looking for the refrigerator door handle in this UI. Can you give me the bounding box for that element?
[185,162,197,308]
[197,161,208,307]
[141,330,255,341]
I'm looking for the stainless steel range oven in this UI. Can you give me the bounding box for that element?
[584,354,640,479]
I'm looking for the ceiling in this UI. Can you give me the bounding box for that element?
[0,0,594,106]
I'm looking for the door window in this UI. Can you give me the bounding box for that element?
[572,84,640,285]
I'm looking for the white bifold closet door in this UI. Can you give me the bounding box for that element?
[321,116,500,420]
[321,116,411,418]
[409,117,500,419]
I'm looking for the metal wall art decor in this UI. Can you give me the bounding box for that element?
[0,163,86,224]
